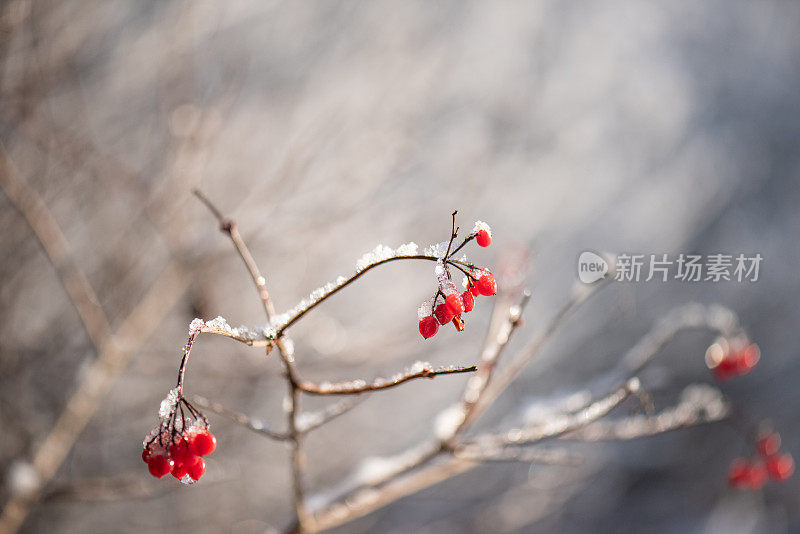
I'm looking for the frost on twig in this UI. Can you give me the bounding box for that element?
[562,384,730,442]
[296,397,367,434]
[298,362,477,396]
[271,242,428,333]
[192,395,288,441]
[470,378,641,448]
[190,316,276,347]
[453,444,582,466]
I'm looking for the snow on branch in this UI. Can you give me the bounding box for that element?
[469,378,641,448]
[298,362,478,396]
[561,383,729,442]
[191,316,275,347]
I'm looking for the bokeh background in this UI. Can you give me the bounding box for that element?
[2,1,800,532]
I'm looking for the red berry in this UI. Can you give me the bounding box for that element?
[727,458,749,488]
[147,455,174,478]
[418,316,439,339]
[469,281,480,297]
[461,290,474,312]
[766,453,794,481]
[189,430,216,456]
[746,461,768,489]
[757,432,781,457]
[434,303,454,325]
[170,439,200,467]
[712,358,737,381]
[444,294,464,316]
[734,344,760,374]
[172,463,188,479]
[476,230,491,247]
[142,448,151,463]
[475,272,497,296]
[189,457,206,481]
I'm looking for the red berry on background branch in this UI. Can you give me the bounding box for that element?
[746,461,768,489]
[766,453,795,482]
[419,316,439,339]
[727,458,750,488]
[706,339,759,381]
[757,431,781,457]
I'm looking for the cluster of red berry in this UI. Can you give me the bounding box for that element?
[728,430,794,489]
[706,339,760,381]
[418,227,496,339]
[143,426,216,483]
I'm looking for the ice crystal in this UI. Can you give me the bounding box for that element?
[472,220,492,237]
[418,296,435,319]
[410,361,431,374]
[188,318,204,335]
[423,240,449,258]
[159,388,180,419]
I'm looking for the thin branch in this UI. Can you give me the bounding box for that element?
[195,191,309,529]
[197,323,274,347]
[453,445,582,466]
[467,280,610,426]
[562,383,730,442]
[296,397,368,434]
[0,142,110,350]
[446,290,531,439]
[274,254,473,336]
[467,378,640,448]
[298,365,477,396]
[194,189,277,321]
[192,395,289,441]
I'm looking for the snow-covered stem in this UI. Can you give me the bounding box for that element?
[561,383,730,442]
[275,255,475,337]
[446,290,532,439]
[452,444,582,466]
[194,189,278,322]
[192,395,288,441]
[467,378,641,449]
[296,397,368,434]
[194,191,309,527]
[200,317,275,348]
[298,364,478,396]
[467,279,611,426]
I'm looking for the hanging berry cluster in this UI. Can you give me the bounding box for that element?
[705,337,794,488]
[705,337,760,381]
[418,216,496,340]
[728,429,795,489]
[142,388,217,484]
